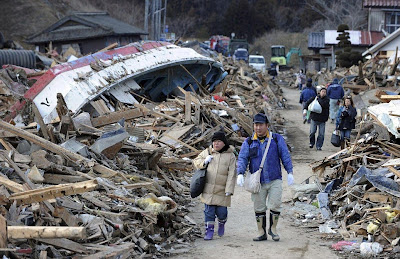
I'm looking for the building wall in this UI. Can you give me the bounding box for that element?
[35,35,143,56]
[369,10,385,31]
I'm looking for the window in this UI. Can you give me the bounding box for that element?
[385,12,400,34]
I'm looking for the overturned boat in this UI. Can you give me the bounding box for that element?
[16,41,226,124]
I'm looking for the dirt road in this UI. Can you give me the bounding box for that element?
[178,86,340,259]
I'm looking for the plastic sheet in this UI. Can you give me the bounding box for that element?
[349,166,400,198]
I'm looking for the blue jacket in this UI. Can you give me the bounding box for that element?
[237,132,293,184]
[299,87,317,104]
[327,84,344,100]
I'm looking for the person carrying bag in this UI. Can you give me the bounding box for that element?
[244,136,272,193]
[236,113,294,242]
[192,131,236,241]
[190,148,210,198]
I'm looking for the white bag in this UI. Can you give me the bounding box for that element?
[244,136,272,194]
[308,97,322,113]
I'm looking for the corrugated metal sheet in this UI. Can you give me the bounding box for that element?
[364,0,400,7]
[369,10,385,31]
[361,31,385,45]
[308,32,325,49]
[0,50,36,68]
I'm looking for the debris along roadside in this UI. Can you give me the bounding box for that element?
[276,53,400,257]
[0,41,287,257]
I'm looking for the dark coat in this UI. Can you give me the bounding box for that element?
[305,95,330,122]
[336,105,357,130]
[299,86,317,104]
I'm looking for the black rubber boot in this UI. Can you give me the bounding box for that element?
[268,210,280,241]
[253,212,267,241]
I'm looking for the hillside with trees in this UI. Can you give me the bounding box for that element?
[0,0,366,48]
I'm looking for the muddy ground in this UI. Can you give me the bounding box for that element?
[172,86,345,259]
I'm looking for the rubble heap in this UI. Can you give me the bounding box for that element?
[0,45,287,258]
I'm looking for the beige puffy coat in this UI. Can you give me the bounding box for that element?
[193,146,237,207]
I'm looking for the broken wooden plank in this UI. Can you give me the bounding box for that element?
[90,99,110,116]
[0,176,24,193]
[8,179,98,205]
[0,120,121,177]
[91,108,147,127]
[0,215,6,248]
[82,243,135,259]
[32,103,50,140]
[184,90,192,124]
[122,182,154,189]
[36,238,88,254]
[53,206,82,226]
[44,174,86,184]
[379,95,400,101]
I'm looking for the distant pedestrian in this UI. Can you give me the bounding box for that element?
[299,78,317,123]
[336,96,357,149]
[296,69,306,90]
[193,131,237,240]
[305,87,330,150]
[327,78,344,123]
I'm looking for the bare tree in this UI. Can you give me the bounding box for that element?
[168,15,196,38]
[305,0,367,31]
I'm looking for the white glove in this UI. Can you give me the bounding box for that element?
[225,192,232,196]
[204,155,213,165]
[237,174,244,187]
[303,109,307,116]
[287,173,294,186]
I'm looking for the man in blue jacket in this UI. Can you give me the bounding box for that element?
[299,78,317,123]
[327,78,344,123]
[236,113,294,242]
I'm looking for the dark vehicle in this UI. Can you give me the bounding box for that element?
[233,48,249,62]
[228,39,249,56]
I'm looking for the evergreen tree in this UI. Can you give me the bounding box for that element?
[335,24,362,67]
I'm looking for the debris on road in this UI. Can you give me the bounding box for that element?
[0,40,289,257]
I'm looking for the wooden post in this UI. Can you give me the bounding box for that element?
[184,90,191,124]
[32,103,50,140]
[0,215,7,248]
[8,226,85,239]
[194,103,201,125]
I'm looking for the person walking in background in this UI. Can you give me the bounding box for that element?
[336,96,357,149]
[236,113,294,242]
[327,78,344,123]
[296,69,306,90]
[305,87,330,150]
[299,78,317,123]
[193,131,237,240]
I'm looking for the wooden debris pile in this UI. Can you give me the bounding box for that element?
[308,131,400,254]
[0,53,288,257]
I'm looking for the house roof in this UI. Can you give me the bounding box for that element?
[325,30,383,46]
[308,32,325,49]
[309,31,384,49]
[26,12,148,44]
[363,0,400,7]
[362,26,400,56]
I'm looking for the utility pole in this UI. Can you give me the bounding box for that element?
[164,0,167,36]
[144,0,149,40]
[145,0,167,41]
